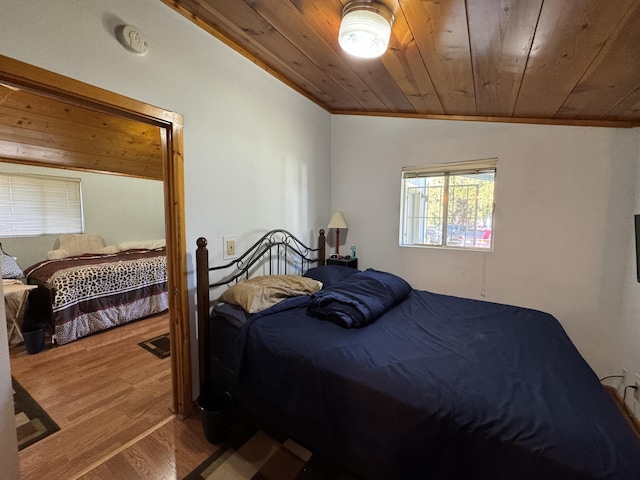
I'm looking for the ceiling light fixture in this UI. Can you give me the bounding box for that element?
[338,1,394,59]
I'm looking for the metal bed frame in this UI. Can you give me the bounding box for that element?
[195,229,325,387]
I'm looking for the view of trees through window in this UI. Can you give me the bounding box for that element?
[401,161,496,249]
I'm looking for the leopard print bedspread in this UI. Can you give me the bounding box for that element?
[49,254,166,313]
[26,249,168,345]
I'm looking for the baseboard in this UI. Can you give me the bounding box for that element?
[603,385,640,441]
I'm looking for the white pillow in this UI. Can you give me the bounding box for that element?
[118,239,165,251]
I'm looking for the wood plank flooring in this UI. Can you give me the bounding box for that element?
[10,314,217,479]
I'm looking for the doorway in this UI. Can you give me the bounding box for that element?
[0,55,191,416]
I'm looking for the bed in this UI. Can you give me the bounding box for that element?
[195,229,640,480]
[24,235,168,345]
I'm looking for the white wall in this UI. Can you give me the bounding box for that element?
[0,0,331,256]
[331,115,637,378]
[0,282,20,480]
[0,162,165,268]
[0,0,332,415]
[619,130,640,416]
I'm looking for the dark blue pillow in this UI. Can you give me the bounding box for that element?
[303,265,360,288]
[212,302,249,328]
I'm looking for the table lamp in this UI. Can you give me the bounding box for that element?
[328,211,348,257]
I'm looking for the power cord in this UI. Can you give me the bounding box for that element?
[602,375,639,404]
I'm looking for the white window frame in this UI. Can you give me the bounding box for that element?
[0,172,84,237]
[400,159,497,250]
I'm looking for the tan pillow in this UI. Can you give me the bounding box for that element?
[58,234,105,255]
[47,245,119,259]
[47,249,71,260]
[219,275,322,313]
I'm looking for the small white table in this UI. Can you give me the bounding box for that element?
[3,282,38,345]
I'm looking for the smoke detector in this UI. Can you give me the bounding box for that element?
[118,25,149,56]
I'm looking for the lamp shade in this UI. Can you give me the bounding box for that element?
[338,1,394,59]
[328,211,348,229]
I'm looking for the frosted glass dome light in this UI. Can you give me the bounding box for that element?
[339,2,394,59]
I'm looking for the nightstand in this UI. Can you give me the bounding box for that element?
[326,257,358,269]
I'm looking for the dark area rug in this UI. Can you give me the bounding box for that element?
[13,377,60,450]
[185,409,358,480]
[138,332,170,359]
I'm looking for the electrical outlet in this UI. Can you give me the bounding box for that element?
[223,235,237,260]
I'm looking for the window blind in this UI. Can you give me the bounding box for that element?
[0,173,83,237]
[402,158,498,178]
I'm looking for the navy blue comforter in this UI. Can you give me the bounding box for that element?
[223,286,640,480]
[307,269,411,327]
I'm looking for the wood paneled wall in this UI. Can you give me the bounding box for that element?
[0,85,163,179]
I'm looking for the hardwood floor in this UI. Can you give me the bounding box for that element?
[77,415,213,479]
[10,314,217,479]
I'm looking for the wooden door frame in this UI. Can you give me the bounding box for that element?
[0,55,192,416]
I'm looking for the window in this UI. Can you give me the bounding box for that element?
[400,159,496,250]
[0,173,84,237]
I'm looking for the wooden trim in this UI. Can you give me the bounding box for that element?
[0,56,180,127]
[0,141,164,181]
[0,54,192,416]
[604,385,640,442]
[333,110,640,129]
[162,122,192,416]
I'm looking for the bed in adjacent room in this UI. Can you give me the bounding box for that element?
[195,229,640,480]
[24,234,168,345]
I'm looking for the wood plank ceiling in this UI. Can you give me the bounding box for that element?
[0,85,163,179]
[161,0,640,127]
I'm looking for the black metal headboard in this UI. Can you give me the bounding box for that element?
[203,229,325,287]
[195,229,325,388]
